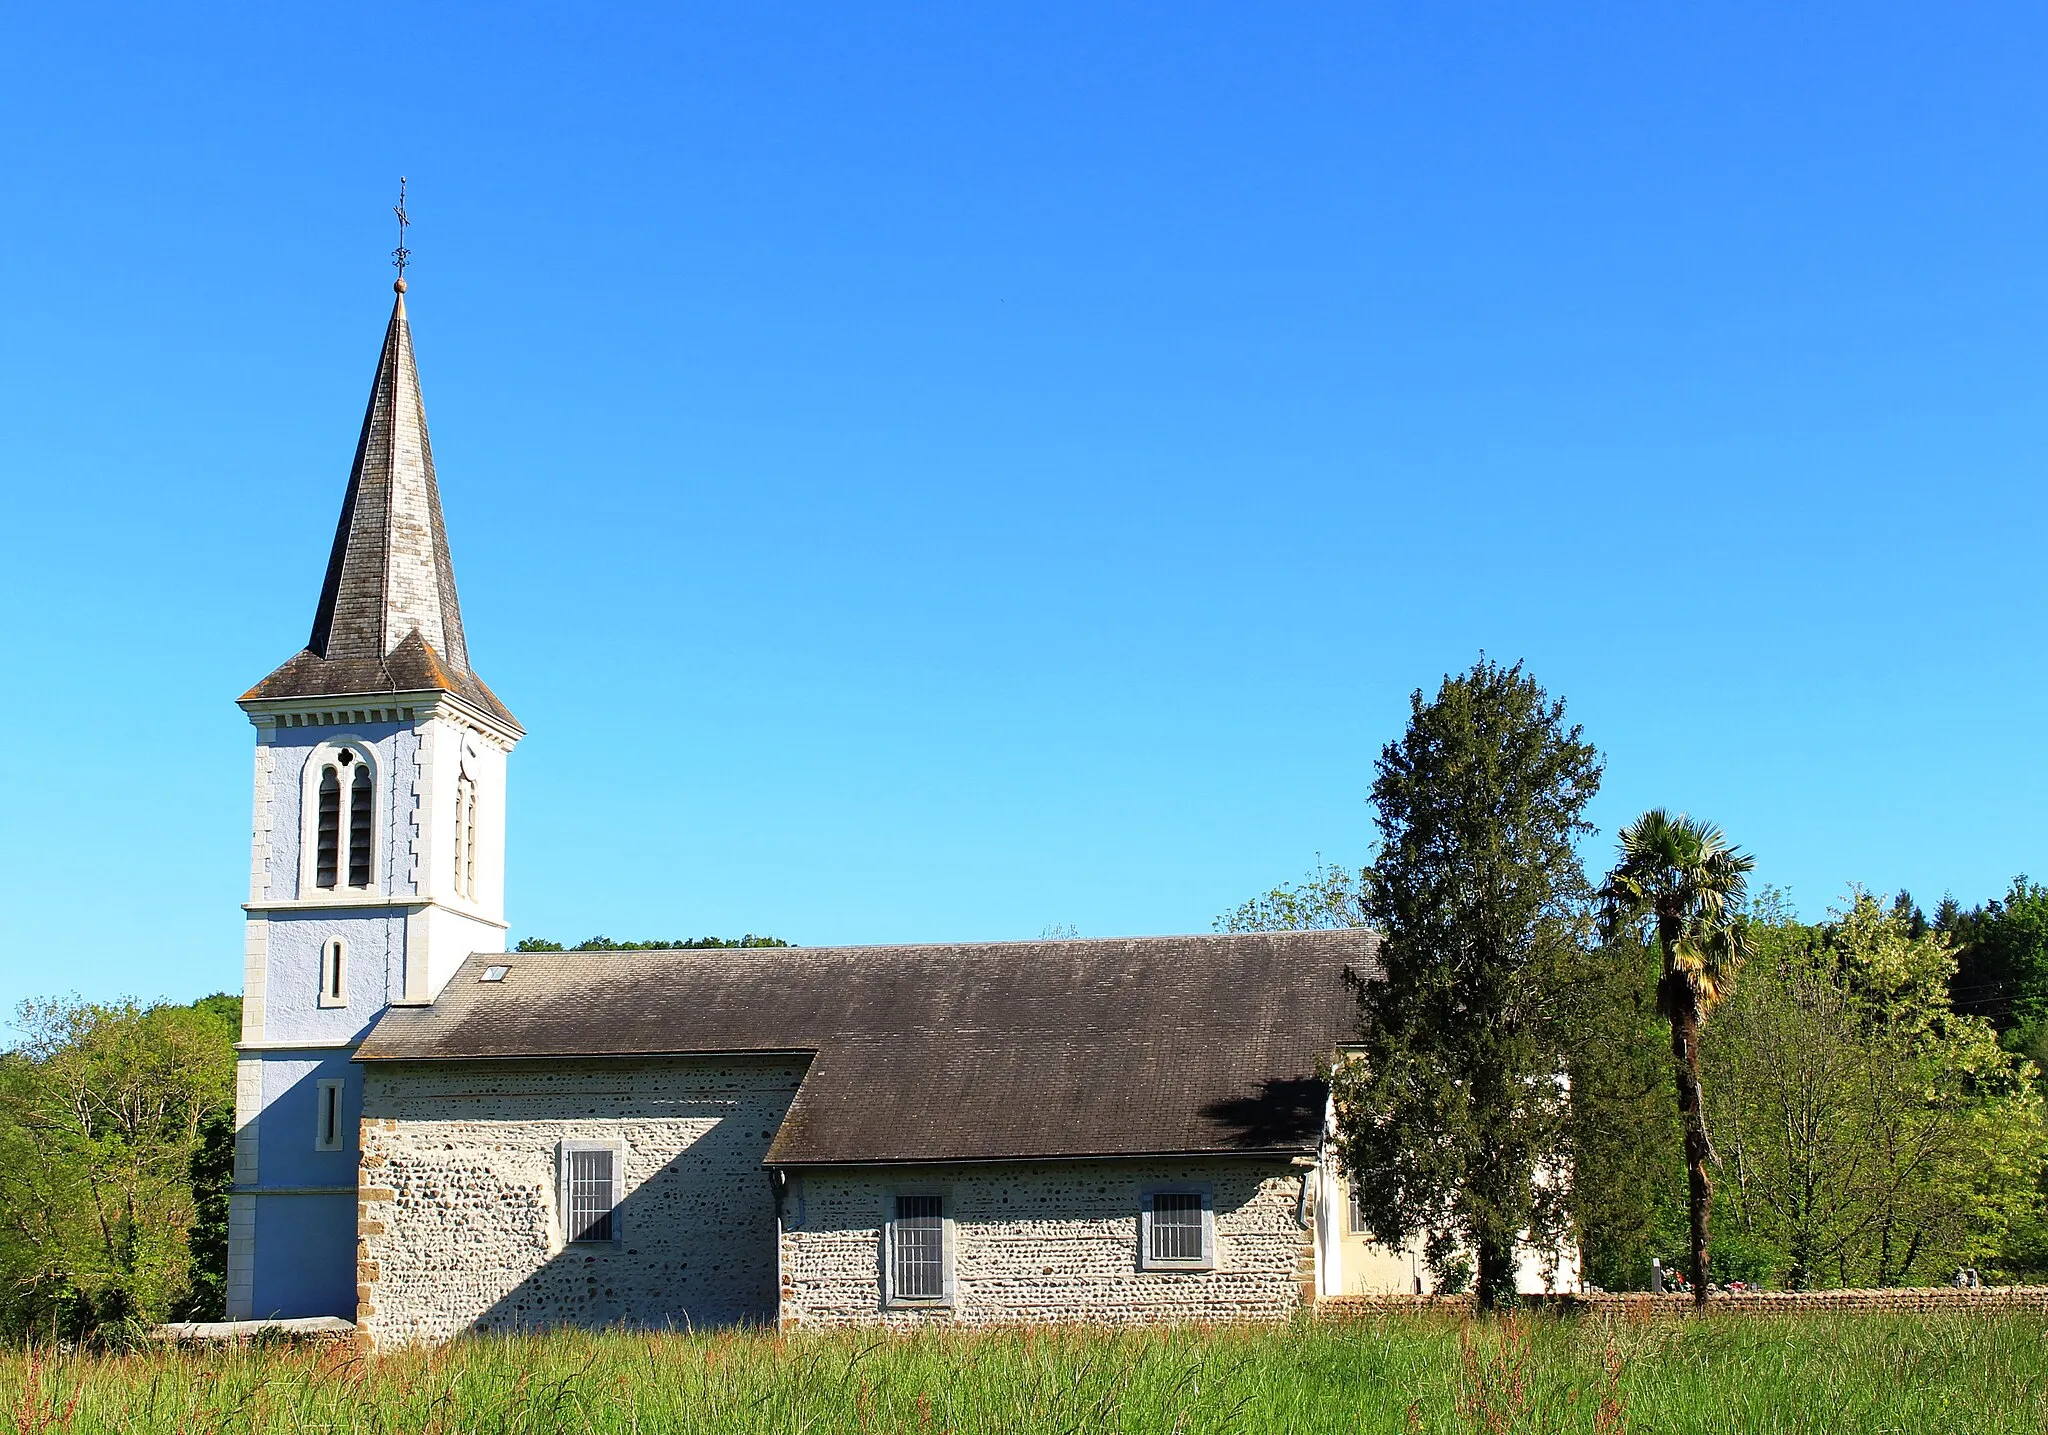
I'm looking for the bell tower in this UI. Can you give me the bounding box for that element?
[226,274,523,1320]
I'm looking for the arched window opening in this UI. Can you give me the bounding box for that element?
[309,746,376,895]
[348,762,374,888]
[454,774,478,898]
[315,765,341,889]
[319,938,347,1008]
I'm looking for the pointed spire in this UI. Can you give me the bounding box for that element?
[242,284,518,733]
[307,283,471,672]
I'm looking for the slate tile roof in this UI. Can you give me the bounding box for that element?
[242,287,517,731]
[356,930,1378,1165]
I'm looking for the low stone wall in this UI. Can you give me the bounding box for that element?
[1318,1286,2048,1318]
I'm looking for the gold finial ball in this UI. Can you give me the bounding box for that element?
[394,277,408,294]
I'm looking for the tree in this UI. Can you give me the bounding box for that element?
[1945,877,2048,1039]
[1215,856,1366,933]
[514,934,790,952]
[1600,810,1754,1308]
[0,995,237,1339]
[1708,893,2046,1287]
[1332,658,1603,1310]
[1561,927,1688,1290]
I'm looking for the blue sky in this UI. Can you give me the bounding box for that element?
[3,3,2045,1012]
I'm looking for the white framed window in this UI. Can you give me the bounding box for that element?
[884,1191,954,1306]
[558,1140,626,1245]
[314,1078,346,1151]
[317,938,348,1008]
[302,741,378,895]
[1140,1187,1216,1271]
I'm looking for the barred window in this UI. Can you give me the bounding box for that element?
[1150,1193,1204,1263]
[348,763,374,887]
[315,766,341,888]
[565,1147,617,1244]
[891,1195,946,1301]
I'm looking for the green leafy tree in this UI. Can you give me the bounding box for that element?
[1333,658,1602,1310]
[1216,856,1366,933]
[1561,927,1688,1290]
[1601,810,1755,1308]
[1709,893,2047,1286]
[0,996,237,1339]
[1945,877,2048,1040]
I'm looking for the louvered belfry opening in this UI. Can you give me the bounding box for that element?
[892,1196,945,1299]
[348,762,374,887]
[453,774,477,898]
[315,765,342,888]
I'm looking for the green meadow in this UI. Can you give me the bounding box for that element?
[5,1312,2044,1434]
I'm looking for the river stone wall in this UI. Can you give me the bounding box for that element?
[779,1158,1315,1327]
[354,1056,805,1348]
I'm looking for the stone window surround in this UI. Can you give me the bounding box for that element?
[882,1186,957,1309]
[556,1139,627,1249]
[296,737,383,899]
[1138,1183,1216,1271]
[314,1078,346,1151]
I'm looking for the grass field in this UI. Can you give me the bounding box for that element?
[4,1311,2044,1434]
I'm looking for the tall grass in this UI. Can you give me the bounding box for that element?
[4,1312,2043,1434]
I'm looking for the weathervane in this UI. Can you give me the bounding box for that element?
[392,176,411,289]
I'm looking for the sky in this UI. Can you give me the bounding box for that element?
[2,2,2045,1013]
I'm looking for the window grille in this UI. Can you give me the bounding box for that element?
[891,1195,946,1300]
[1150,1193,1205,1263]
[315,766,341,888]
[566,1148,615,1243]
[348,763,373,887]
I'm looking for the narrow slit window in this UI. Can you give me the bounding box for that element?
[315,766,341,889]
[348,762,374,888]
[891,1195,946,1301]
[566,1148,616,1243]
[315,1079,345,1151]
[318,939,347,1007]
[1149,1192,1205,1264]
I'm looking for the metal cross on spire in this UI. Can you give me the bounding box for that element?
[391,176,412,288]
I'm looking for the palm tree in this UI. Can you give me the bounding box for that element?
[1601,809,1754,1308]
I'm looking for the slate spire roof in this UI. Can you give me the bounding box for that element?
[243,283,518,730]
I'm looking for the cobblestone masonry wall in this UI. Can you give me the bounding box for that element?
[356,1057,805,1348]
[781,1159,1316,1327]
[1319,1287,2048,1317]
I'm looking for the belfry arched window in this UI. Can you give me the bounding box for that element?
[307,744,377,893]
[453,774,478,898]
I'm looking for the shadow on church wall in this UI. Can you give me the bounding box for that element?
[468,1104,783,1334]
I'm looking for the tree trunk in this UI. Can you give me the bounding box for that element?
[1475,1234,1516,1313]
[1667,976,1713,1310]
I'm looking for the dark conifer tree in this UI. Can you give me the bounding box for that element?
[1333,658,1602,1310]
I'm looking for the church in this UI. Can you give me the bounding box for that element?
[227,277,1573,1345]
